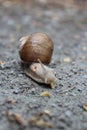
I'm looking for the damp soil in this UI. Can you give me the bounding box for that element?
[0,2,87,130]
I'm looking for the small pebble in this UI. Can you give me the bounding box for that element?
[65,110,72,117]
[64,57,71,63]
[13,90,19,94]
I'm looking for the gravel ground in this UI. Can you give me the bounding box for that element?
[0,2,87,130]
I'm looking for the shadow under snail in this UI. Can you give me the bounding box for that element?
[19,32,57,88]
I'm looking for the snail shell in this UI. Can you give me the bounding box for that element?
[19,33,54,64]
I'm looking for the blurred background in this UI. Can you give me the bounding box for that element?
[0,0,87,10]
[1,0,87,9]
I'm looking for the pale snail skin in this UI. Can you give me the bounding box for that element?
[19,33,57,88]
[24,60,57,88]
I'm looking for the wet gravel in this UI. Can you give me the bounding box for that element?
[0,2,87,130]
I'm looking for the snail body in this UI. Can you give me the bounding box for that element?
[24,59,56,88]
[19,32,57,88]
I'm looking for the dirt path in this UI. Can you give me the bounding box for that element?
[0,2,87,130]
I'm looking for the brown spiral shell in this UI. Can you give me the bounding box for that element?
[19,32,54,64]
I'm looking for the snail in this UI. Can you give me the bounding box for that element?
[19,32,57,88]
